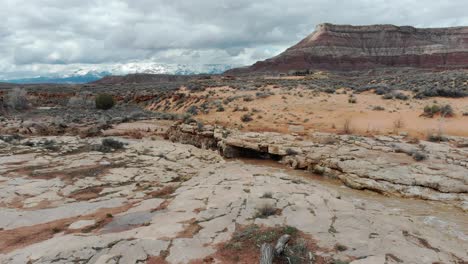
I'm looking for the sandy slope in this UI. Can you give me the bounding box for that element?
[154,86,468,138]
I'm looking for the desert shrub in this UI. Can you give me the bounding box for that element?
[335,244,348,252]
[324,88,335,94]
[256,203,276,218]
[158,112,179,120]
[183,115,197,124]
[261,192,273,198]
[256,91,274,98]
[216,105,225,112]
[102,138,124,149]
[423,104,454,117]
[426,132,448,142]
[23,141,35,147]
[186,105,199,115]
[348,97,357,104]
[412,151,427,161]
[94,138,125,152]
[6,88,29,110]
[313,165,326,175]
[68,95,94,108]
[41,139,59,151]
[95,94,115,110]
[415,88,467,98]
[372,106,385,111]
[243,95,254,102]
[394,92,409,100]
[357,84,391,94]
[240,114,253,122]
[423,105,440,117]
[0,134,23,143]
[374,87,388,95]
[382,93,394,100]
[440,104,454,117]
[393,117,404,130]
[342,119,352,134]
[286,148,299,155]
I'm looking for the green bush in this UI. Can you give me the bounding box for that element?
[440,104,454,117]
[348,97,357,104]
[95,94,115,110]
[372,106,385,111]
[394,92,409,100]
[382,93,394,100]
[186,105,199,115]
[240,114,253,122]
[423,104,454,117]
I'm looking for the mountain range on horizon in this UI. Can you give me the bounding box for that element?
[2,63,235,84]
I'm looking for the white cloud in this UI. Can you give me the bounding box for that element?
[0,0,467,78]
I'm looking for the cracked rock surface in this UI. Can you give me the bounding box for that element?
[0,135,467,263]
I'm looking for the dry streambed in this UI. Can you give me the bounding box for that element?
[0,133,467,263]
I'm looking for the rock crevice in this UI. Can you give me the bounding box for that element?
[167,123,468,210]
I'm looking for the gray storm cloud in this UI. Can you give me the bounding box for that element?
[1,0,467,78]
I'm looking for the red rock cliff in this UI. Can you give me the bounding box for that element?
[226,23,468,74]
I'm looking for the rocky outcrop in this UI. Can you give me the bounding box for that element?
[168,123,468,210]
[226,23,468,74]
[2,135,467,263]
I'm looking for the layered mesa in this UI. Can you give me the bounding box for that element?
[227,23,468,74]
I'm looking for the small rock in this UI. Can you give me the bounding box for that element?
[69,220,96,230]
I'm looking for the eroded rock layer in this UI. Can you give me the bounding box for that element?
[227,23,468,74]
[167,123,468,210]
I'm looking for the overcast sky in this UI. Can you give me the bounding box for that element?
[1,0,467,78]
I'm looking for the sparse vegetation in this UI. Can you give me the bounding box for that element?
[186,105,199,115]
[42,139,59,151]
[243,95,254,102]
[393,117,404,133]
[6,88,29,110]
[256,203,277,218]
[94,138,125,152]
[151,185,177,198]
[342,118,352,134]
[256,91,274,99]
[219,225,319,264]
[382,93,394,100]
[372,105,385,111]
[261,192,273,199]
[423,104,454,118]
[216,105,225,112]
[412,151,427,161]
[95,94,115,110]
[427,132,448,142]
[241,113,253,122]
[313,165,326,175]
[0,134,23,143]
[335,243,348,252]
[102,138,124,149]
[394,92,409,100]
[68,94,94,108]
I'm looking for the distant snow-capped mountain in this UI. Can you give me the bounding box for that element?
[3,63,234,84]
[5,71,110,84]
